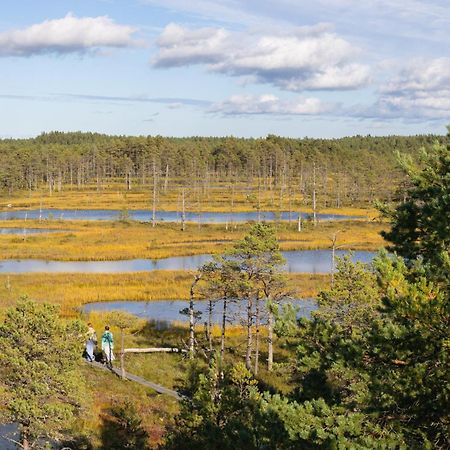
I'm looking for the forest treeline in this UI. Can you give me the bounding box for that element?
[0,132,445,207]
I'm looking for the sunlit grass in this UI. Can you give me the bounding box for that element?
[0,181,379,217]
[0,219,386,261]
[0,179,385,448]
[79,363,179,447]
[0,271,327,318]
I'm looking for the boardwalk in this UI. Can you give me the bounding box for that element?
[87,361,183,400]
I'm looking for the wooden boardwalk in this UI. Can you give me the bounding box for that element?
[87,361,183,400]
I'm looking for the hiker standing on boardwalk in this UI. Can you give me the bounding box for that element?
[85,323,97,362]
[101,326,115,368]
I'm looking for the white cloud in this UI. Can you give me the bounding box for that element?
[210,94,336,115]
[153,24,370,91]
[382,57,450,93]
[0,13,141,56]
[155,23,228,66]
[143,0,450,48]
[358,58,450,121]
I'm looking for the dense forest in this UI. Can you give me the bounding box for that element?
[0,132,445,208]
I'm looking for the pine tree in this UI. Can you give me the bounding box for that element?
[0,299,86,449]
[380,133,450,281]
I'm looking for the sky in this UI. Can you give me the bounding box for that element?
[0,0,449,138]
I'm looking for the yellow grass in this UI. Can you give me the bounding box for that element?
[0,220,387,261]
[0,181,384,448]
[79,363,179,447]
[0,271,328,317]
[0,181,379,217]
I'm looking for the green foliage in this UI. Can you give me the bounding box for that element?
[107,310,143,332]
[117,208,131,224]
[100,402,150,450]
[294,253,449,448]
[167,358,406,449]
[166,359,277,450]
[167,137,449,449]
[317,256,380,331]
[1,132,444,207]
[370,253,449,446]
[0,298,87,448]
[260,394,405,449]
[273,301,300,338]
[380,137,450,281]
[171,251,448,449]
[224,223,288,302]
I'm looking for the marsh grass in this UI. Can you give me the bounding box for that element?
[79,363,179,447]
[73,313,291,447]
[85,309,304,398]
[0,181,384,449]
[0,271,327,318]
[0,181,379,217]
[0,220,386,261]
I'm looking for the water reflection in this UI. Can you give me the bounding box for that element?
[81,298,317,326]
[0,228,66,235]
[0,250,376,274]
[1,208,361,223]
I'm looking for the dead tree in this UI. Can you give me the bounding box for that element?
[189,274,202,358]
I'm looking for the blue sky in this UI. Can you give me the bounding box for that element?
[1,0,449,138]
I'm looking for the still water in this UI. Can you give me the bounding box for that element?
[81,298,317,326]
[0,250,375,274]
[1,208,361,223]
[0,228,66,235]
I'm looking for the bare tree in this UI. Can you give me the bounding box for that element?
[151,159,158,227]
[189,274,202,358]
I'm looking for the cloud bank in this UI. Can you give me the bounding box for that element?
[0,13,140,56]
[362,58,450,121]
[153,23,370,91]
[210,94,335,115]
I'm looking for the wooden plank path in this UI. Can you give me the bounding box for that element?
[87,361,183,400]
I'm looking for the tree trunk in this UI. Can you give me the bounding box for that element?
[245,296,253,370]
[254,295,260,375]
[120,330,125,379]
[152,160,157,227]
[257,180,261,223]
[230,182,235,229]
[208,300,213,353]
[189,275,201,358]
[181,188,186,231]
[127,172,132,191]
[196,182,202,229]
[220,298,227,364]
[267,308,273,371]
[312,162,317,226]
[164,164,169,193]
[331,243,336,287]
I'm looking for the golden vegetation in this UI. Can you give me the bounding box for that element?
[0,181,387,449]
[80,363,179,447]
[0,181,379,217]
[0,271,327,316]
[0,220,386,261]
